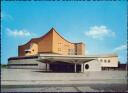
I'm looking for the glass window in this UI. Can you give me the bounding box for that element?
[108,60,110,63]
[68,49,74,55]
[58,48,61,51]
[85,64,89,69]
[100,59,103,62]
[104,60,107,63]
[58,42,61,44]
[25,51,31,53]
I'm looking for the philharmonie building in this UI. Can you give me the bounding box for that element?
[8,28,119,72]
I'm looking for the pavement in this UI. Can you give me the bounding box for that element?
[1,68,128,92]
[2,84,128,92]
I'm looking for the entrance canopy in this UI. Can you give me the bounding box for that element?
[37,54,97,64]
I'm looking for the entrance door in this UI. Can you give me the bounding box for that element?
[50,61,74,72]
[76,64,81,72]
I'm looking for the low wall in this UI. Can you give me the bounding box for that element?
[8,58,48,70]
[82,60,101,72]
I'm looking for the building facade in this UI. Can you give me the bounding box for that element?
[8,28,119,72]
[18,28,85,56]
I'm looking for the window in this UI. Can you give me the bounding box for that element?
[85,64,89,69]
[25,51,31,53]
[68,52,70,55]
[8,64,38,66]
[58,48,61,51]
[100,59,103,62]
[108,60,110,63]
[75,52,77,55]
[8,56,38,61]
[58,42,61,44]
[68,49,74,55]
[104,60,107,63]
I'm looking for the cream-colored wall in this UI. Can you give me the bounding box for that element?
[8,58,47,70]
[25,43,38,56]
[81,59,101,72]
[98,57,118,67]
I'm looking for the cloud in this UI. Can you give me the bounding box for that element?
[85,25,115,40]
[1,12,13,21]
[7,28,36,37]
[114,44,127,52]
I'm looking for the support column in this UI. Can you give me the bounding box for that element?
[81,64,83,72]
[83,64,84,72]
[46,63,47,71]
[74,64,76,73]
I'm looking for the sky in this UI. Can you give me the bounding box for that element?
[1,1,127,64]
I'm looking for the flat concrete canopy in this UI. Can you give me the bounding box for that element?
[37,54,97,64]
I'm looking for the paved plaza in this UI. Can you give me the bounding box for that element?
[1,68,128,92]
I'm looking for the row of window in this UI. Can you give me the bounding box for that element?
[58,48,61,51]
[8,56,38,61]
[58,48,75,55]
[58,43,70,47]
[8,64,38,66]
[100,59,111,63]
[58,48,74,52]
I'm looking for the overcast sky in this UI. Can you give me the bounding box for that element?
[1,1,127,64]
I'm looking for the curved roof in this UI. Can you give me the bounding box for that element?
[19,28,52,46]
[52,28,83,44]
[19,27,84,47]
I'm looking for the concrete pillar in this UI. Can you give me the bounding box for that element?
[46,63,47,71]
[83,64,84,72]
[81,64,83,72]
[81,63,85,73]
[74,64,76,73]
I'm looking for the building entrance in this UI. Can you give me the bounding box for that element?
[49,61,81,72]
